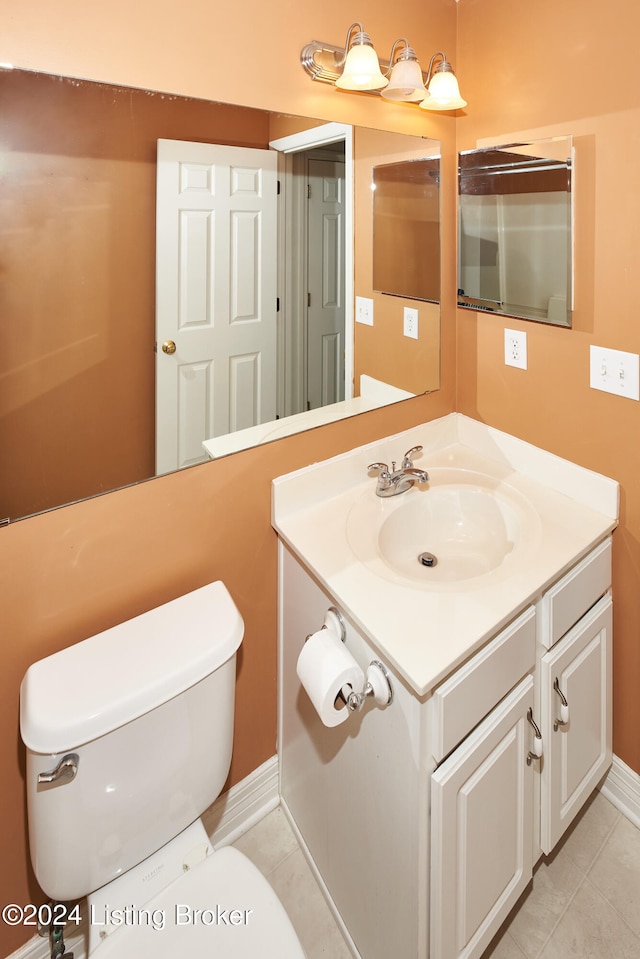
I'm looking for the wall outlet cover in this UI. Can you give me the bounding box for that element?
[504,328,528,370]
[404,307,419,340]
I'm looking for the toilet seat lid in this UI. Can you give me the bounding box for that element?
[89,846,306,959]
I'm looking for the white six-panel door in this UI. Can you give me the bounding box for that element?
[155,139,278,474]
[306,157,345,410]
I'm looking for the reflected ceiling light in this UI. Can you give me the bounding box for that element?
[419,54,467,111]
[301,27,466,111]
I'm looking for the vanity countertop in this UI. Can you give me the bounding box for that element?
[272,414,619,697]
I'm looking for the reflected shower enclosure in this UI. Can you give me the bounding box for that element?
[458,138,573,326]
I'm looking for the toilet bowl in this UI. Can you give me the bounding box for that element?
[19,582,306,958]
[86,821,304,958]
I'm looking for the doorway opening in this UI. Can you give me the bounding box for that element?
[270,123,353,419]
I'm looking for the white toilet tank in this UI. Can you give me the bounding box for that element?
[20,582,244,903]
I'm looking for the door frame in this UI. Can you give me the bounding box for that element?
[269,123,354,417]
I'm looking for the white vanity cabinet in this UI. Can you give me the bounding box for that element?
[278,542,429,959]
[430,676,535,959]
[429,537,613,959]
[274,414,618,959]
[537,539,613,855]
[279,538,613,959]
[429,608,537,959]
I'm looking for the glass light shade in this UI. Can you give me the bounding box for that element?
[336,43,389,91]
[381,57,426,102]
[420,69,467,111]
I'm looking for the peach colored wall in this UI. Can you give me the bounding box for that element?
[0,1,457,954]
[456,0,640,776]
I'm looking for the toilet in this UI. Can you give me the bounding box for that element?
[20,582,306,958]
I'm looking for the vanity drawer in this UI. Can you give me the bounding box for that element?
[537,538,612,650]
[431,606,536,763]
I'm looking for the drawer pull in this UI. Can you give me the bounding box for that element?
[553,677,570,730]
[527,708,543,765]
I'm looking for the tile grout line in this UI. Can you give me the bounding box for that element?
[521,801,626,959]
[522,868,588,959]
[580,871,640,948]
[264,841,304,882]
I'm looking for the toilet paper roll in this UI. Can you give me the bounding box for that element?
[296,628,365,727]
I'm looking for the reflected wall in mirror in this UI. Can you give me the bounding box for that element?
[0,67,441,523]
[373,156,441,302]
[458,137,573,326]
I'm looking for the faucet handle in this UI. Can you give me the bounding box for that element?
[401,446,423,469]
[367,462,389,476]
[368,462,393,493]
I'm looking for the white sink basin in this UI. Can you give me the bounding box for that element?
[272,414,618,693]
[347,469,539,586]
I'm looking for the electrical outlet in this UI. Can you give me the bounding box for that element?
[404,307,419,339]
[504,328,527,370]
[356,296,374,326]
[590,345,639,400]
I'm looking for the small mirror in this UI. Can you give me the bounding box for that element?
[373,156,441,302]
[458,137,573,326]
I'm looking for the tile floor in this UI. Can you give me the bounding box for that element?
[232,790,640,959]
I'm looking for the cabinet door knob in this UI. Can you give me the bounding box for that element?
[553,677,570,730]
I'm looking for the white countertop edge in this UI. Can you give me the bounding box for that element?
[272,413,619,521]
[276,521,616,699]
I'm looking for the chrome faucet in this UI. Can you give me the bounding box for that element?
[368,446,429,497]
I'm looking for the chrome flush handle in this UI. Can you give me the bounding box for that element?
[37,753,79,789]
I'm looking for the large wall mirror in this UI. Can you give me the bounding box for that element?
[0,67,441,524]
[458,137,573,326]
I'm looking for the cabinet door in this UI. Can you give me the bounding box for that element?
[431,676,534,959]
[540,592,612,854]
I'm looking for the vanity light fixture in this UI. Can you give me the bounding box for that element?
[420,54,467,111]
[335,23,388,91]
[380,40,427,102]
[301,23,467,111]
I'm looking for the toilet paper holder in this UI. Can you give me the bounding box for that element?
[344,660,394,712]
[311,608,394,713]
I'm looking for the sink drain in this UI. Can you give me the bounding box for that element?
[418,551,438,568]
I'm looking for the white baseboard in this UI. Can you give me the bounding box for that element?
[202,754,279,847]
[5,928,85,959]
[600,753,640,829]
[6,756,279,959]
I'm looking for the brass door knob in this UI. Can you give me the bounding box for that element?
[162,340,177,355]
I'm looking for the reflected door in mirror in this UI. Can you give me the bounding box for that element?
[155,139,278,474]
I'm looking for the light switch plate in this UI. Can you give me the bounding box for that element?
[356,296,374,326]
[590,345,639,400]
